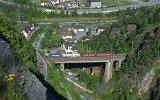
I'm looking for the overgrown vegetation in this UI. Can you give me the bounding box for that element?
[76,5,160,99]
[11,0,32,5]
[29,27,44,44]
[69,67,103,91]
[47,61,80,100]
[0,67,24,100]
[0,15,38,74]
[41,32,64,49]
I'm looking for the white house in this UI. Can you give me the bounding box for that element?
[97,26,106,34]
[40,0,50,6]
[89,0,101,8]
[50,0,59,5]
[73,26,85,34]
[21,24,35,38]
[21,31,28,38]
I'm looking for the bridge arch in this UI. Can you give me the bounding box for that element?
[113,60,119,70]
[112,60,123,70]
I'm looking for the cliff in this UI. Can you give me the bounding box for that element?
[0,38,57,100]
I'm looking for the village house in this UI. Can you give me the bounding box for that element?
[21,24,35,38]
[62,40,78,54]
[40,0,50,6]
[73,26,85,34]
[49,0,59,5]
[89,0,101,8]
[60,26,74,40]
[96,26,106,34]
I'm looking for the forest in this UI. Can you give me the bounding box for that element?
[0,15,38,74]
[76,5,160,99]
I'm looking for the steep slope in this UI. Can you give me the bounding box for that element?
[76,6,160,99]
[0,38,57,100]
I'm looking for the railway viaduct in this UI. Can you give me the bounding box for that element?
[49,54,126,83]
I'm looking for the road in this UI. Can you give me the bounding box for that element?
[76,0,160,15]
[33,33,47,80]
[41,0,160,15]
[33,33,45,50]
[36,51,47,80]
[1,0,160,16]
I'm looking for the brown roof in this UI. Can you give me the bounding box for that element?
[60,27,74,36]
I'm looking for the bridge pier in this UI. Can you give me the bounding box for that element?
[103,61,112,83]
[118,61,122,69]
[60,63,64,71]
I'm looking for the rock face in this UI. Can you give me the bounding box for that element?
[0,38,57,100]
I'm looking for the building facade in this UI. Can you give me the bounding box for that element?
[89,0,101,8]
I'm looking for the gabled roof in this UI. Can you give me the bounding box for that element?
[23,26,30,34]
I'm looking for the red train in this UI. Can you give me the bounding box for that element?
[80,53,113,57]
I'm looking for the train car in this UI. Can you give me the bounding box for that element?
[96,53,113,57]
[62,53,80,57]
[80,53,96,57]
[49,53,62,58]
[80,53,113,57]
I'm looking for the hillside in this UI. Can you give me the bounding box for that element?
[0,0,160,99]
[76,6,160,99]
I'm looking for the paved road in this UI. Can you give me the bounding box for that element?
[76,0,160,15]
[36,51,47,80]
[33,33,47,80]
[1,0,160,16]
[33,33,45,50]
[49,54,126,63]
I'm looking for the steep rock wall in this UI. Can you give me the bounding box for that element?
[0,38,57,100]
